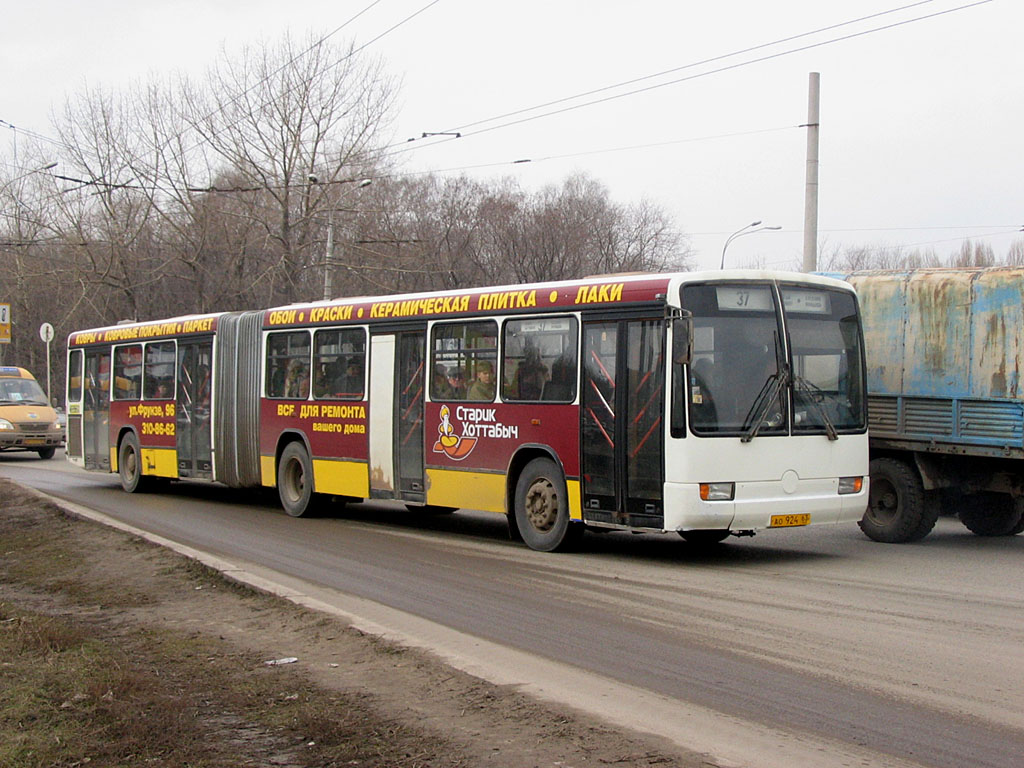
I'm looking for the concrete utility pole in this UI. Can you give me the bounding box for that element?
[802,72,820,273]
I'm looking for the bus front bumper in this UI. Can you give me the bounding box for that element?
[664,477,869,533]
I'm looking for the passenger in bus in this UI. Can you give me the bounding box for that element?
[446,368,466,400]
[340,359,363,398]
[466,360,495,401]
[514,344,548,400]
[284,359,310,399]
[432,363,452,399]
[541,355,574,401]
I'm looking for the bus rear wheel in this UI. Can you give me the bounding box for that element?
[278,442,314,517]
[118,433,149,493]
[514,458,581,552]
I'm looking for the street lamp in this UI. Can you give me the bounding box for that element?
[1,161,57,193]
[721,220,782,269]
[322,179,372,301]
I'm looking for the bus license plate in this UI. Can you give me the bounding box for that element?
[770,513,810,528]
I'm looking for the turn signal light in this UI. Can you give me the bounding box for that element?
[838,476,863,495]
[699,482,735,501]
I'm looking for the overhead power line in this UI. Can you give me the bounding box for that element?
[392,0,992,156]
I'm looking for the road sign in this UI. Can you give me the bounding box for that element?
[39,322,54,343]
[0,303,10,344]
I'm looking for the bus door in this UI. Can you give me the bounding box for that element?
[176,338,213,478]
[581,316,665,528]
[82,348,111,471]
[368,327,426,501]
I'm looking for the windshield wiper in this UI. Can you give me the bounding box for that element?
[793,376,838,440]
[740,367,789,443]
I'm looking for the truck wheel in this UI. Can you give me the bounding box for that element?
[514,458,582,552]
[118,433,149,493]
[277,442,315,517]
[860,457,936,543]
[958,493,1023,536]
[1007,499,1024,536]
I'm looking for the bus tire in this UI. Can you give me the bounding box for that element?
[37,447,56,460]
[118,433,149,493]
[679,529,730,545]
[514,458,581,552]
[278,442,314,518]
[860,457,934,543]
[958,493,1022,536]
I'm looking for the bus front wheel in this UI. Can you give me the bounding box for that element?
[514,458,581,552]
[278,442,314,517]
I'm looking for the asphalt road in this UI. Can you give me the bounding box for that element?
[3,451,1022,768]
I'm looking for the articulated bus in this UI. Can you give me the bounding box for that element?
[65,270,869,551]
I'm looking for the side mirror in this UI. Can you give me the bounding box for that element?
[671,313,693,367]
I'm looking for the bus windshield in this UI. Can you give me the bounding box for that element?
[782,284,866,434]
[682,282,865,437]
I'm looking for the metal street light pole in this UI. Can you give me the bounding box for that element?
[721,221,782,269]
[322,178,371,301]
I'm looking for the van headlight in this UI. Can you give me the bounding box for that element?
[0,419,14,431]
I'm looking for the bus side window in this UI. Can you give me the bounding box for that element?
[502,317,578,402]
[431,321,497,402]
[266,331,311,399]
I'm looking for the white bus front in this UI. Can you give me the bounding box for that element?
[665,276,869,542]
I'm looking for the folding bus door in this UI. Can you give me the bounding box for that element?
[176,338,213,478]
[368,326,426,501]
[580,317,665,528]
[82,348,111,471]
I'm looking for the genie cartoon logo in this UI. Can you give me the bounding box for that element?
[433,404,478,460]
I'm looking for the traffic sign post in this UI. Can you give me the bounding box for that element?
[39,322,54,403]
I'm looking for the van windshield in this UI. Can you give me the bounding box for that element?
[0,378,49,405]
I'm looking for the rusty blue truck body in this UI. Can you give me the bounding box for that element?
[839,268,1024,541]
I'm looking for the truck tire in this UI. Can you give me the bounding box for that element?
[1007,499,1024,536]
[958,493,1023,537]
[860,457,937,543]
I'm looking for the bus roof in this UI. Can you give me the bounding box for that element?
[68,312,225,347]
[65,270,855,343]
[261,269,855,329]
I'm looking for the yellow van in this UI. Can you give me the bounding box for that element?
[0,366,64,459]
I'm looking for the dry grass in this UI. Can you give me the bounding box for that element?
[0,482,464,768]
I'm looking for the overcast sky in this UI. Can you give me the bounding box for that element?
[2,0,1020,272]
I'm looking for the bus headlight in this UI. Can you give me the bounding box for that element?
[700,482,735,501]
[838,476,863,495]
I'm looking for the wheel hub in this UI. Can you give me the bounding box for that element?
[525,479,557,532]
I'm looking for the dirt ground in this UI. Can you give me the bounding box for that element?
[0,479,716,768]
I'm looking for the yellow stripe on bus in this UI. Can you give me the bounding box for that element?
[312,458,369,498]
[141,448,178,478]
[426,468,506,513]
[424,469,582,519]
